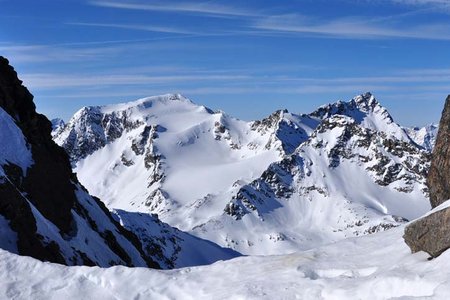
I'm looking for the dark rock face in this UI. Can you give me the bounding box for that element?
[427,96,450,208]
[404,95,450,258]
[0,56,76,234]
[0,56,159,268]
[58,107,143,163]
[404,207,450,258]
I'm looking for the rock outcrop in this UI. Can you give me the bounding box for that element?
[0,56,159,268]
[404,95,450,258]
[404,206,450,258]
[427,96,450,208]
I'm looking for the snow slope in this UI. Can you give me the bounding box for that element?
[0,108,158,267]
[54,92,431,256]
[404,124,438,152]
[1,216,450,299]
[0,100,235,269]
[0,107,33,175]
[113,209,240,269]
[55,94,292,223]
[193,112,430,255]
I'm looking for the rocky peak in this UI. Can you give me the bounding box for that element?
[51,118,65,130]
[56,105,143,163]
[0,57,36,124]
[311,92,383,119]
[251,109,289,134]
[352,92,379,111]
[427,95,450,208]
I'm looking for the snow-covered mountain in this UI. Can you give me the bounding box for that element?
[54,92,431,255]
[0,56,237,269]
[50,118,65,137]
[404,124,438,152]
[0,57,160,268]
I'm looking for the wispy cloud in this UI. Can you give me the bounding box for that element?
[391,0,450,5]
[388,0,450,14]
[20,73,252,89]
[0,44,123,63]
[89,0,260,18]
[252,14,450,40]
[0,37,223,64]
[21,67,450,92]
[67,22,198,34]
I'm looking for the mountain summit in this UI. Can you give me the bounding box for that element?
[0,57,161,267]
[54,91,431,255]
[0,57,238,269]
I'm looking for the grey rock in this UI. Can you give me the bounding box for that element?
[404,95,450,258]
[403,206,450,258]
[427,96,450,208]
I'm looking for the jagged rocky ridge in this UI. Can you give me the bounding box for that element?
[0,57,238,269]
[54,91,432,255]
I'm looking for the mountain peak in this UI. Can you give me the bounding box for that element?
[310,92,380,120]
[352,92,380,111]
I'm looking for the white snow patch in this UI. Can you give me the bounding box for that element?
[0,107,33,174]
[0,226,448,299]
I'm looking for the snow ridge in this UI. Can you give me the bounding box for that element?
[54,92,431,256]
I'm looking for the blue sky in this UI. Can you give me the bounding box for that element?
[1,0,450,126]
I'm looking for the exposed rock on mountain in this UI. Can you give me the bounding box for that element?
[113,209,240,268]
[0,57,239,269]
[428,96,450,208]
[51,118,65,137]
[0,56,160,267]
[54,91,431,255]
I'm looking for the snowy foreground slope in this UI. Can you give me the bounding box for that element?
[54,93,432,255]
[2,217,450,300]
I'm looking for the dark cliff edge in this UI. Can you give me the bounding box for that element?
[404,95,450,258]
[0,56,159,268]
[428,96,450,208]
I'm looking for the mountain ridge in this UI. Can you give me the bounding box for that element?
[0,57,238,269]
[53,90,431,255]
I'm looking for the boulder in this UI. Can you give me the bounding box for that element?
[403,204,450,258]
[404,95,450,258]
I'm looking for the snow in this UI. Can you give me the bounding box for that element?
[1,92,446,298]
[23,186,150,267]
[0,107,33,175]
[50,118,65,138]
[114,209,240,268]
[70,94,286,229]
[404,124,438,152]
[54,93,431,257]
[1,224,449,299]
